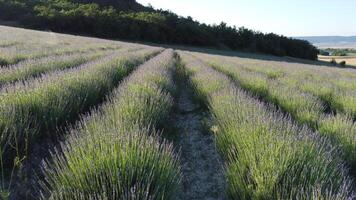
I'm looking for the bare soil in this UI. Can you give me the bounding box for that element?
[173,86,226,200]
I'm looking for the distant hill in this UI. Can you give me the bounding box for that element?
[0,0,318,60]
[296,36,356,48]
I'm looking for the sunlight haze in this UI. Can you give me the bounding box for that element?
[137,0,356,37]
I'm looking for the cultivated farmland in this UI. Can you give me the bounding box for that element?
[318,55,356,68]
[0,26,355,200]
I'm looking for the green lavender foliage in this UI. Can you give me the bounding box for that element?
[193,52,356,175]
[40,49,180,200]
[180,52,353,200]
[0,47,160,170]
[0,50,114,87]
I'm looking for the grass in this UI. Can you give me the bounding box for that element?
[40,49,180,200]
[179,52,353,200]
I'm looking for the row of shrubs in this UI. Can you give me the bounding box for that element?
[194,52,356,176]
[40,49,181,199]
[0,47,158,176]
[0,40,120,66]
[0,50,107,87]
[180,52,353,199]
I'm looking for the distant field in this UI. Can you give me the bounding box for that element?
[1,25,355,200]
[316,42,356,49]
[318,55,356,66]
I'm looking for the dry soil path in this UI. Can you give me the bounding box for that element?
[174,86,226,200]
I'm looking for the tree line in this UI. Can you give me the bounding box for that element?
[0,0,319,60]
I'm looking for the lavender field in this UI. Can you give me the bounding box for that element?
[0,26,355,200]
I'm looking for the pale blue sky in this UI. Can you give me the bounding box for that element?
[137,0,356,36]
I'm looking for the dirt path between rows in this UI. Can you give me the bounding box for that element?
[173,86,226,200]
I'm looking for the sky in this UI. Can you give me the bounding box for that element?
[136,0,356,37]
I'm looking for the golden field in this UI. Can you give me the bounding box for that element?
[318,55,356,67]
